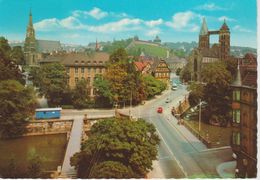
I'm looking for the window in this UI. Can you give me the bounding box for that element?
[87,77,91,85]
[66,67,70,73]
[75,77,79,84]
[99,68,102,73]
[232,132,240,145]
[232,110,240,123]
[75,67,78,74]
[81,67,84,73]
[88,67,91,74]
[233,90,240,101]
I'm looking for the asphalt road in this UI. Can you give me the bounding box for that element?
[121,85,233,178]
[60,84,233,178]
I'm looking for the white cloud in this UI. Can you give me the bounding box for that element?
[34,16,85,31]
[87,7,108,20]
[145,19,163,27]
[218,16,236,22]
[34,18,61,31]
[195,3,226,11]
[146,29,161,37]
[87,18,142,33]
[165,11,201,32]
[233,25,252,33]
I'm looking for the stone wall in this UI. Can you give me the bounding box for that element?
[24,119,73,137]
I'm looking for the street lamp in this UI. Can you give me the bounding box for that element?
[199,98,202,134]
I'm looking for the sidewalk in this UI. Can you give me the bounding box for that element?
[216,161,236,178]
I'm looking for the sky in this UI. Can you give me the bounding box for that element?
[0,0,257,48]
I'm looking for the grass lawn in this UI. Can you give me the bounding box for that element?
[127,43,168,58]
[184,119,232,148]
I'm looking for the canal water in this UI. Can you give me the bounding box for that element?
[0,134,67,175]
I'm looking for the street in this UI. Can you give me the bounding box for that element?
[60,84,234,178]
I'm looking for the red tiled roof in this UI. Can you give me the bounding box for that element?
[134,62,147,71]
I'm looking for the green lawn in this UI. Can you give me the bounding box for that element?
[184,120,232,148]
[127,43,168,58]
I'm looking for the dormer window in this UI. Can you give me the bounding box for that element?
[81,61,84,64]
[99,61,102,64]
[93,61,97,64]
[75,60,78,64]
[87,61,91,64]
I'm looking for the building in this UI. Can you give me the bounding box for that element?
[190,18,230,81]
[41,52,110,97]
[153,35,161,44]
[165,56,187,73]
[133,61,151,75]
[150,59,171,83]
[24,10,61,66]
[230,56,257,178]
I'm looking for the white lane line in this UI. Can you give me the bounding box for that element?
[155,128,188,178]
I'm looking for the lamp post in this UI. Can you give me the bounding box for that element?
[199,98,202,134]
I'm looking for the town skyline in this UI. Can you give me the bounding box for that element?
[0,0,257,48]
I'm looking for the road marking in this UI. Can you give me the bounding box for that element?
[155,128,188,178]
[201,146,231,152]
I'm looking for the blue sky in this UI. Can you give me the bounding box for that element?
[0,0,257,48]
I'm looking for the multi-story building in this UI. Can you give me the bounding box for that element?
[150,59,171,83]
[189,18,231,81]
[230,54,257,178]
[24,10,61,66]
[41,52,110,97]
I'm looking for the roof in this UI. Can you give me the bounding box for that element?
[36,108,62,112]
[232,64,242,86]
[243,53,257,65]
[150,59,170,72]
[41,52,110,66]
[134,61,150,72]
[165,56,187,64]
[200,18,208,36]
[200,44,219,58]
[242,70,257,88]
[36,40,62,53]
[220,20,230,31]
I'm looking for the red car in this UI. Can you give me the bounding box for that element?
[157,107,163,113]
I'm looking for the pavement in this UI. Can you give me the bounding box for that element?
[216,161,236,178]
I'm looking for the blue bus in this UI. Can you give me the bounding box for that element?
[35,108,62,120]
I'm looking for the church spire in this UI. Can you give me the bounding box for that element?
[232,60,242,86]
[200,17,208,36]
[95,38,100,51]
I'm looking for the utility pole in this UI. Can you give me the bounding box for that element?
[199,98,201,133]
[129,90,132,119]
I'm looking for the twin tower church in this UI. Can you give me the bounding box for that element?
[24,10,230,69]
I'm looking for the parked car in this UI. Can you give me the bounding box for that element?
[157,107,163,113]
[165,98,170,103]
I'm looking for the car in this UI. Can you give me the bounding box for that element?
[157,107,163,113]
[165,98,170,103]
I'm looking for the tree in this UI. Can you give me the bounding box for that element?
[142,75,167,99]
[27,148,43,178]
[89,161,134,178]
[10,46,25,65]
[0,80,37,138]
[93,74,113,107]
[201,61,232,126]
[175,67,182,76]
[180,60,192,82]
[30,63,68,106]
[187,82,204,107]
[0,37,24,84]
[70,118,160,178]
[72,79,89,109]
[109,48,128,63]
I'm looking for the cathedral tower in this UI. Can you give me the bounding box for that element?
[24,9,37,65]
[219,19,230,60]
[198,18,209,50]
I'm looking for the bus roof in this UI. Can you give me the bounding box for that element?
[35,108,62,112]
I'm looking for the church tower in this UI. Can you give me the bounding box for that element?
[219,19,230,60]
[198,18,209,50]
[24,9,37,65]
